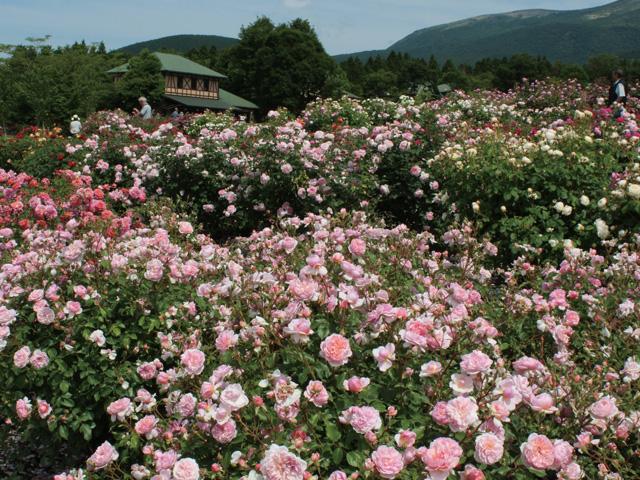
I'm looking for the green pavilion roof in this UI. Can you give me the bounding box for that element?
[108,52,227,79]
[165,89,258,111]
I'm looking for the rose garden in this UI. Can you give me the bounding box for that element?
[1,80,639,479]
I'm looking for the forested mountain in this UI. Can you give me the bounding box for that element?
[118,34,238,54]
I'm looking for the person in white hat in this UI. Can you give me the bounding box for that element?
[69,115,82,135]
[133,97,153,120]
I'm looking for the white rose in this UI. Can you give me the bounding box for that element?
[220,384,249,411]
[628,184,640,199]
[580,195,590,206]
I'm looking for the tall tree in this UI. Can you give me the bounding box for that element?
[222,17,337,113]
[114,50,164,111]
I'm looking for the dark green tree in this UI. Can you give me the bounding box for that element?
[222,17,337,112]
[114,50,164,111]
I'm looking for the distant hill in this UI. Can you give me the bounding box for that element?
[337,0,640,64]
[118,34,239,54]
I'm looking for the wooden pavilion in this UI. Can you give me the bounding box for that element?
[108,52,258,114]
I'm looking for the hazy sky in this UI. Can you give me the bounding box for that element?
[0,0,613,54]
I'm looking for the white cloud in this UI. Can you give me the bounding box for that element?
[282,0,311,8]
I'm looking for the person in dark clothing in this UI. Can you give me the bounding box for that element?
[608,69,627,106]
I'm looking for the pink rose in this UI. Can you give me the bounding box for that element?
[460,350,493,375]
[36,307,55,325]
[340,406,382,434]
[181,348,205,376]
[445,396,479,432]
[134,415,159,438]
[172,458,199,480]
[13,346,31,368]
[372,343,396,372]
[421,437,463,480]
[552,440,574,470]
[283,318,314,344]
[137,362,158,380]
[144,259,164,281]
[512,356,544,374]
[559,462,583,480]
[520,433,555,470]
[154,450,178,471]
[431,401,451,426]
[320,334,352,367]
[460,464,486,480]
[36,399,52,419]
[420,361,443,377]
[328,472,348,480]
[177,393,197,418]
[530,393,557,414]
[371,446,404,479]
[589,396,618,420]
[107,397,133,421]
[220,384,249,411]
[211,419,237,444]
[65,301,82,316]
[344,376,370,393]
[16,397,32,420]
[261,444,307,480]
[348,238,366,256]
[29,349,49,369]
[178,222,194,235]
[87,441,119,470]
[474,433,504,465]
[304,380,329,407]
[215,329,238,353]
[394,430,417,449]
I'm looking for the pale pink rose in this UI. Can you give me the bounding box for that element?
[512,356,544,374]
[178,222,194,235]
[421,437,463,480]
[87,441,119,470]
[460,464,486,480]
[172,458,199,480]
[181,348,205,376]
[134,415,159,438]
[460,350,493,375]
[328,471,348,480]
[36,399,52,418]
[564,310,580,327]
[420,361,443,377]
[474,433,504,465]
[348,238,366,256]
[144,259,164,281]
[36,307,55,325]
[552,440,574,470]
[137,362,158,380]
[431,401,451,426]
[449,373,474,395]
[29,349,49,369]
[288,278,319,302]
[89,329,106,346]
[304,380,329,407]
[177,393,197,418]
[13,346,31,368]
[65,301,82,316]
[220,384,249,411]
[344,376,370,393]
[445,396,479,432]
[589,396,618,420]
[215,330,238,353]
[154,450,178,471]
[372,343,396,372]
[559,462,583,480]
[107,397,133,421]
[340,406,382,434]
[530,393,557,414]
[320,334,352,367]
[16,397,32,420]
[371,446,404,479]
[260,444,307,480]
[394,430,417,449]
[211,419,237,444]
[283,318,314,344]
[280,237,298,254]
[520,433,555,470]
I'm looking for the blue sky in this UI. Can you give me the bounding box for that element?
[0,0,613,54]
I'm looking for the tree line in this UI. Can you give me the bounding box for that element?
[2,17,640,129]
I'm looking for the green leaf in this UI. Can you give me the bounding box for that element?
[326,423,341,442]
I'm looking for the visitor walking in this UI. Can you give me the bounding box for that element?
[69,115,82,135]
[608,69,627,107]
[134,97,153,120]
